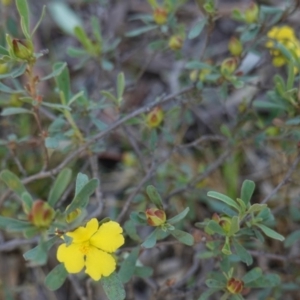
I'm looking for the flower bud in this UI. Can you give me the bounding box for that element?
[12,39,34,61]
[219,216,231,233]
[168,35,184,51]
[227,278,244,294]
[0,63,8,74]
[189,70,198,82]
[66,208,82,223]
[122,152,137,167]
[228,37,243,56]
[244,2,259,24]
[28,200,55,228]
[221,57,238,76]
[153,7,168,25]
[145,208,166,226]
[146,106,164,128]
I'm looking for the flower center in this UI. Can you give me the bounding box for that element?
[79,241,90,255]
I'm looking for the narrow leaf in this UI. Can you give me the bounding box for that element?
[16,0,30,38]
[167,207,190,225]
[45,264,68,291]
[118,247,139,283]
[146,185,163,209]
[101,273,126,300]
[41,62,67,81]
[0,170,27,197]
[1,107,32,116]
[48,168,72,207]
[242,267,262,284]
[188,19,206,39]
[233,239,253,266]
[207,191,240,211]
[255,224,285,241]
[241,180,255,206]
[170,229,194,246]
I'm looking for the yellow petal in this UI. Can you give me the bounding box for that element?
[272,56,286,67]
[66,218,99,243]
[85,247,116,281]
[90,221,124,253]
[57,243,85,273]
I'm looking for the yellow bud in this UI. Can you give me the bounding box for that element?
[153,7,168,25]
[145,208,166,226]
[122,152,137,167]
[265,126,280,136]
[12,39,34,61]
[244,2,259,24]
[168,35,184,51]
[221,57,238,76]
[228,37,243,56]
[146,106,164,128]
[0,63,8,74]
[227,278,244,294]
[219,216,231,233]
[189,70,198,82]
[28,200,55,228]
[66,208,82,223]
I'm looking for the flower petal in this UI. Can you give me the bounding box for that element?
[90,221,124,253]
[67,218,99,243]
[57,243,84,273]
[85,247,116,281]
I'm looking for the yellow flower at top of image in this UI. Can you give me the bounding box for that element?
[265,25,300,67]
[57,218,124,281]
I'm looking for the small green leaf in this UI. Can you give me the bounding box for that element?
[45,137,59,149]
[146,185,163,209]
[0,216,32,231]
[101,273,126,300]
[125,25,158,37]
[167,207,190,225]
[205,279,225,289]
[284,229,300,248]
[31,5,46,36]
[198,288,221,300]
[0,81,24,93]
[118,247,139,283]
[228,216,240,237]
[170,229,194,246]
[241,180,255,206]
[16,0,30,38]
[48,168,72,207]
[221,237,232,255]
[185,61,214,70]
[1,107,32,116]
[207,191,240,211]
[21,192,33,214]
[0,64,27,79]
[74,26,95,53]
[41,62,67,81]
[54,62,71,103]
[130,212,147,225]
[45,264,68,291]
[206,220,225,236]
[66,178,99,214]
[255,224,285,241]
[0,170,27,197]
[117,72,125,102]
[233,239,253,266]
[188,19,206,39]
[124,220,141,241]
[101,90,118,104]
[247,204,267,214]
[141,228,159,248]
[242,267,262,284]
[75,172,89,196]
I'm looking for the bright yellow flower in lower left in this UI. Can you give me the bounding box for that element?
[57,218,124,281]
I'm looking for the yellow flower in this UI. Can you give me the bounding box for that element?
[57,218,124,281]
[146,106,164,128]
[266,25,300,68]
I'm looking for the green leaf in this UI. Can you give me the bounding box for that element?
[48,2,83,36]
[241,180,255,206]
[255,224,285,241]
[130,211,147,225]
[146,185,163,209]
[206,220,225,235]
[0,216,32,231]
[101,273,126,300]
[23,236,58,265]
[117,72,125,102]
[228,216,240,237]
[221,237,232,255]
[188,19,206,39]
[207,191,240,211]
[66,178,99,214]
[167,207,190,225]
[21,192,33,214]
[124,220,141,241]
[16,0,30,39]
[31,5,46,36]
[45,137,59,149]
[141,228,159,248]
[75,172,89,195]
[233,239,253,266]
[284,229,300,248]
[48,168,72,207]
[0,64,27,79]
[101,90,118,104]
[134,266,153,278]
[74,26,95,53]
[125,25,158,37]
[1,107,32,116]
[205,279,225,289]
[45,264,68,291]
[170,229,194,246]
[247,204,267,214]
[242,267,262,284]
[0,170,27,197]
[185,60,214,70]
[41,62,67,81]
[54,62,71,103]
[0,82,24,94]
[41,102,71,111]
[118,247,139,283]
